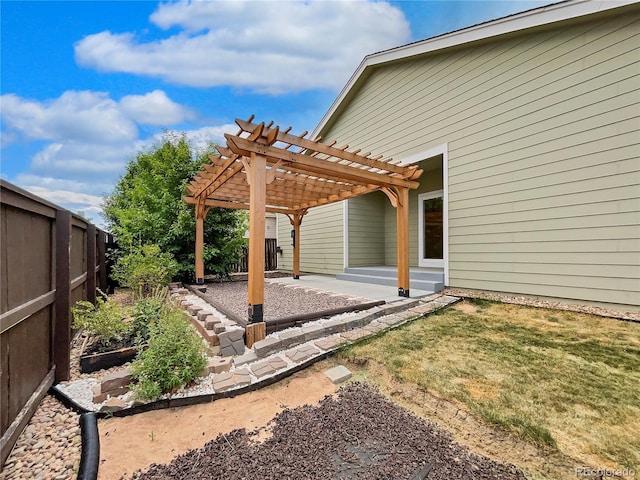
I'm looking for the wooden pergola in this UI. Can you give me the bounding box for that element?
[184,116,423,340]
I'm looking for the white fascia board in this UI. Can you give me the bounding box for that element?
[312,0,637,138]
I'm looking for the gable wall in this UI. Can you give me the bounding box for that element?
[318,9,640,307]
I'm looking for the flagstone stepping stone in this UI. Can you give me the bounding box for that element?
[324,365,352,384]
[410,302,441,315]
[285,344,321,363]
[340,328,369,342]
[212,369,251,392]
[314,334,344,351]
[250,356,288,378]
[362,321,386,334]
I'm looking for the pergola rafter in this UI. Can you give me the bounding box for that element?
[184,116,423,341]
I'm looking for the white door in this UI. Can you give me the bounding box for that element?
[418,190,444,268]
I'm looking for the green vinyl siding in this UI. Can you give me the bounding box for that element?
[277,202,344,275]
[318,7,640,307]
[347,192,386,267]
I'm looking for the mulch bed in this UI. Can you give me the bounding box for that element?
[128,383,525,480]
[83,332,138,356]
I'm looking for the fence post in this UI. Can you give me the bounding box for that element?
[54,210,71,383]
[86,223,96,305]
[96,229,107,293]
[105,233,116,294]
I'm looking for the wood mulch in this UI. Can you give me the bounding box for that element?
[128,383,525,480]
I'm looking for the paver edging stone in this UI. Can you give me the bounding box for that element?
[51,296,462,421]
[253,336,282,358]
[278,327,305,348]
[50,349,336,418]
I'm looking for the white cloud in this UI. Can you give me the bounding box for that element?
[26,185,104,209]
[0,88,197,202]
[19,183,107,227]
[74,0,410,93]
[30,141,135,179]
[183,124,238,151]
[13,174,110,195]
[0,89,193,148]
[7,124,241,229]
[0,91,138,144]
[1,89,249,228]
[120,90,195,125]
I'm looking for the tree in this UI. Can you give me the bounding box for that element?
[103,132,247,281]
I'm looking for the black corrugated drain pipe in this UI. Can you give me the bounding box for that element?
[77,412,100,480]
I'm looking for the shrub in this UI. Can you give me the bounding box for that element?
[131,287,168,344]
[130,305,206,401]
[103,134,247,280]
[112,244,178,297]
[72,294,130,347]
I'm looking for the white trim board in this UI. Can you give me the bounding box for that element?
[418,190,445,269]
[343,199,349,270]
[400,144,450,287]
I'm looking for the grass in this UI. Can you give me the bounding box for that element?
[341,299,640,471]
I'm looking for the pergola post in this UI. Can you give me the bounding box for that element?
[288,211,305,279]
[247,152,266,323]
[396,187,410,297]
[195,204,205,285]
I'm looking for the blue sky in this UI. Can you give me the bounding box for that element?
[1,0,551,227]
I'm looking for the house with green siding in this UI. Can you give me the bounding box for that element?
[276,0,639,309]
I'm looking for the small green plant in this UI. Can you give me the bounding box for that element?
[131,305,206,401]
[131,287,168,344]
[112,244,178,297]
[72,294,130,347]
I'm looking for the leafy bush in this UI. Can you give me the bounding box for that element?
[112,244,178,297]
[72,294,130,347]
[131,305,206,401]
[131,287,168,344]
[103,134,247,280]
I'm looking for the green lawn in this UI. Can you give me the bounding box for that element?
[341,299,640,475]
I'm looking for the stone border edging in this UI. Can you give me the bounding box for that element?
[186,284,246,326]
[50,295,461,419]
[77,412,100,480]
[50,349,338,419]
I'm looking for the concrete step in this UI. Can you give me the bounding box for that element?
[337,267,444,293]
[336,273,443,293]
[342,267,443,282]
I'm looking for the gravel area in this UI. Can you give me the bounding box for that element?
[1,330,115,479]
[203,280,363,321]
[0,395,81,480]
[128,383,525,480]
[444,288,640,321]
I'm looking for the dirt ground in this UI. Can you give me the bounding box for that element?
[98,363,338,480]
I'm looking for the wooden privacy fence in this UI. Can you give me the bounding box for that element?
[232,238,278,273]
[0,180,115,468]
